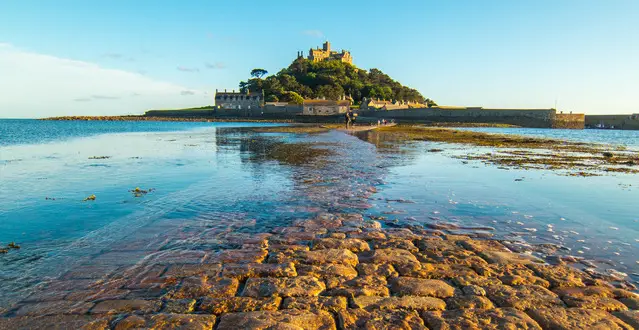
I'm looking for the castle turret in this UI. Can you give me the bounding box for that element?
[323,41,331,52]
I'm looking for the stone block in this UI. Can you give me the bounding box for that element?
[324,275,389,297]
[198,297,281,314]
[527,264,590,288]
[311,238,370,252]
[337,309,425,330]
[422,308,541,330]
[221,262,297,280]
[352,296,446,311]
[358,248,419,266]
[484,284,564,311]
[296,264,358,280]
[0,315,112,330]
[207,249,268,264]
[114,313,216,330]
[445,295,495,310]
[14,301,95,316]
[166,277,238,299]
[163,264,222,278]
[356,263,398,278]
[90,299,161,315]
[242,276,325,298]
[216,310,336,330]
[390,277,455,298]
[282,296,347,313]
[162,299,196,314]
[528,307,633,330]
[268,249,358,267]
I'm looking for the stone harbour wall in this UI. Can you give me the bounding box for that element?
[358,108,559,128]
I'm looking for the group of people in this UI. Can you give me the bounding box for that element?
[344,111,394,129]
[344,110,357,129]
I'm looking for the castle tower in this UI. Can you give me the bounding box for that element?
[323,41,331,52]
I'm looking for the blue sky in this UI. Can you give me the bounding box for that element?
[1,0,638,117]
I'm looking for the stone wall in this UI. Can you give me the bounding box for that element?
[263,104,303,115]
[553,114,585,129]
[358,108,558,128]
[585,115,639,130]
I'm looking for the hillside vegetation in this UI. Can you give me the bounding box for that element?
[239,58,436,106]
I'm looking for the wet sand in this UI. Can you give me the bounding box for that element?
[1,126,637,329]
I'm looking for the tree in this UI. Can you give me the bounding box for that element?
[250,68,268,79]
[238,58,435,106]
[281,91,304,105]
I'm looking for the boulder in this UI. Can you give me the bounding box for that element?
[528,307,633,330]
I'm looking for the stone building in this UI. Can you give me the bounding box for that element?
[297,41,353,65]
[214,89,263,110]
[302,99,351,116]
[360,98,423,111]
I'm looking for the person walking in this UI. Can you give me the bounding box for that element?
[344,111,352,129]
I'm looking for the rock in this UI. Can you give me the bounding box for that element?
[528,264,590,288]
[207,249,268,264]
[562,295,628,311]
[217,310,336,330]
[499,275,550,288]
[459,239,510,253]
[0,315,112,330]
[462,285,486,296]
[389,277,455,298]
[614,311,639,329]
[348,231,386,241]
[372,239,419,253]
[163,264,222,278]
[358,248,419,266]
[166,277,238,299]
[13,301,95,316]
[324,275,389,297]
[479,251,543,265]
[445,295,495,310]
[114,314,216,330]
[400,263,477,279]
[161,299,196,313]
[90,299,161,315]
[221,262,297,280]
[144,250,208,265]
[296,264,358,280]
[64,289,130,302]
[422,308,541,330]
[356,263,398,278]
[294,214,343,230]
[282,296,347,313]
[198,297,281,314]
[268,249,359,267]
[311,238,370,253]
[242,276,325,298]
[452,275,502,287]
[528,307,633,330]
[352,296,446,311]
[337,309,426,330]
[484,285,564,311]
[619,297,639,309]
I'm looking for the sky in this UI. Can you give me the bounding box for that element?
[0,0,638,118]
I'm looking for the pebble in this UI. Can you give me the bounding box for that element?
[609,227,619,230]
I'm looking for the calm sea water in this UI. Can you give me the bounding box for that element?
[458,127,639,148]
[0,120,638,307]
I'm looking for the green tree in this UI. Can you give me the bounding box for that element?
[281,91,304,105]
[250,68,268,79]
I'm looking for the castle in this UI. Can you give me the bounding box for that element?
[297,41,352,64]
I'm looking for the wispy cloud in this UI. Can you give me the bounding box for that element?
[205,62,226,70]
[302,30,324,38]
[180,90,196,96]
[91,95,119,100]
[177,66,199,72]
[0,43,210,118]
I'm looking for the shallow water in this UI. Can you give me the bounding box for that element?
[458,126,639,148]
[0,120,638,309]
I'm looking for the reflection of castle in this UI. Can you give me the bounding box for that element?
[297,41,352,64]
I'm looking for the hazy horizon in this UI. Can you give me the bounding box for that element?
[1,0,638,118]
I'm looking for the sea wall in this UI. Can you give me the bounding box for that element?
[585,115,639,130]
[358,108,558,128]
[553,113,585,129]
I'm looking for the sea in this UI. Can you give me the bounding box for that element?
[0,119,638,308]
